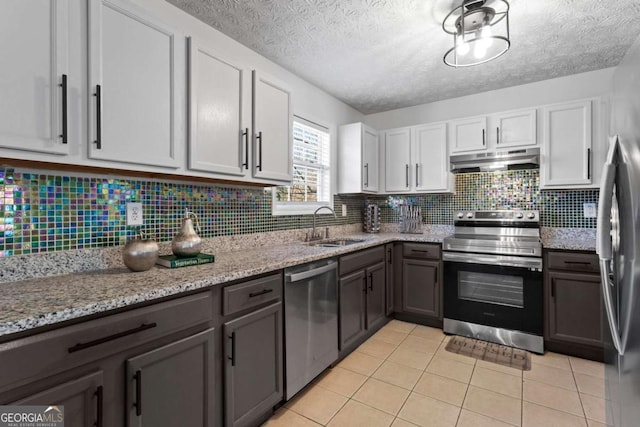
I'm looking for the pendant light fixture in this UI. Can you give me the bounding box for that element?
[443,0,510,67]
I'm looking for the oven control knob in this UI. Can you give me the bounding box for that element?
[527,212,536,219]
[515,212,524,219]
[466,212,474,219]
[457,212,464,219]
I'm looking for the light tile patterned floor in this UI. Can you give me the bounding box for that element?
[264,320,613,427]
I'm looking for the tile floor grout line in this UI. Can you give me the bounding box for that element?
[569,360,593,427]
[454,357,477,427]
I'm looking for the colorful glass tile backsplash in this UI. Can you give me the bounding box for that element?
[0,167,596,258]
[0,168,363,257]
[369,169,598,228]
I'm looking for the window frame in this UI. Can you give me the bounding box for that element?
[272,115,334,216]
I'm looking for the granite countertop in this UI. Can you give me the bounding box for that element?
[0,231,449,339]
[0,226,596,340]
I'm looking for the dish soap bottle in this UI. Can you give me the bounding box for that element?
[172,209,202,257]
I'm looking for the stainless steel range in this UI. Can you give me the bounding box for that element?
[442,210,544,353]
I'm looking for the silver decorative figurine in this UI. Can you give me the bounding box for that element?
[123,230,159,272]
[172,209,203,257]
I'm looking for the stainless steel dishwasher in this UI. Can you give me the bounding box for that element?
[284,258,338,400]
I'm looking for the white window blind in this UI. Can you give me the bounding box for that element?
[272,117,331,215]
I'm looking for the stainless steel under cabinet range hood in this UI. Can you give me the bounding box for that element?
[450,147,540,173]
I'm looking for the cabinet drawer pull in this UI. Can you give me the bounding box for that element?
[411,249,430,254]
[134,370,142,416]
[95,385,103,427]
[249,288,273,298]
[242,128,249,169]
[68,322,157,353]
[59,74,68,144]
[228,332,236,367]
[94,85,102,149]
[563,261,592,265]
[256,131,263,171]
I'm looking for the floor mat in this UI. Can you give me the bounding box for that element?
[444,335,531,371]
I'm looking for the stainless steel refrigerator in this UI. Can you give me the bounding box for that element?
[596,34,640,427]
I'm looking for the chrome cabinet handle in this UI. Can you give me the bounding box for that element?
[496,127,500,145]
[405,164,409,188]
[415,163,419,187]
[482,129,485,146]
[59,74,68,144]
[587,148,592,180]
[364,163,369,187]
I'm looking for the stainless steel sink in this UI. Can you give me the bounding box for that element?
[307,238,366,247]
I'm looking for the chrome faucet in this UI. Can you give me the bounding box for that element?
[309,206,336,241]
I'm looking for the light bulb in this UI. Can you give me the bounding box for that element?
[456,35,469,55]
[474,43,487,59]
[480,25,494,48]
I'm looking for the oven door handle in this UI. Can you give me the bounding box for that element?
[443,252,542,270]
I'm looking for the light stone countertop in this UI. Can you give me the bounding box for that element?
[0,231,449,339]
[0,226,596,340]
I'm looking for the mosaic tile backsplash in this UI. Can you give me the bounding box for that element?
[0,167,596,258]
[369,169,599,229]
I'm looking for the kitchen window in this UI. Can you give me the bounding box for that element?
[272,116,332,215]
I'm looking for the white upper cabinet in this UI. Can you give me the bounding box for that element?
[0,0,69,155]
[450,116,487,153]
[541,100,593,188]
[414,123,452,193]
[384,128,412,192]
[492,108,537,149]
[188,38,250,177]
[381,123,452,194]
[252,70,292,183]
[338,123,379,194]
[88,0,183,168]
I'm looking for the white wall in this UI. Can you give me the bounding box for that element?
[364,68,615,130]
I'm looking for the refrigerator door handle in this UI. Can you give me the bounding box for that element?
[597,135,625,355]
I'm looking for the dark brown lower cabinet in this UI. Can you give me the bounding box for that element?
[544,250,604,361]
[223,302,283,427]
[339,270,366,350]
[126,328,216,427]
[12,371,104,427]
[338,246,388,353]
[402,258,440,319]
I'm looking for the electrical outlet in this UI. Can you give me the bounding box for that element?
[342,204,347,217]
[126,202,144,226]
[583,203,597,218]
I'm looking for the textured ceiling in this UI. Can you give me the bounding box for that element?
[167,0,640,114]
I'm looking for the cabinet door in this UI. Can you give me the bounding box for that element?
[0,0,69,154]
[413,123,451,192]
[339,270,366,350]
[384,128,411,192]
[366,261,387,330]
[385,244,394,316]
[494,108,537,148]
[402,259,440,319]
[450,116,486,153]
[126,328,215,427]
[188,38,250,177]
[88,0,183,168]
[547,271,603,347]
[224,303,283,427]
[541,100,592,187]
[13,371,103,427]
[252,70,292,183]
[362,126,379,192]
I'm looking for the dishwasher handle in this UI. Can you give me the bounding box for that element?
[286,262,337,283]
